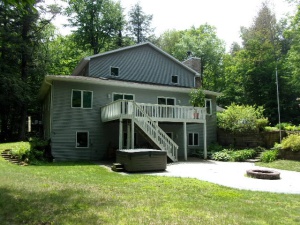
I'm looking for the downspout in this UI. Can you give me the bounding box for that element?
[44,79,53,139]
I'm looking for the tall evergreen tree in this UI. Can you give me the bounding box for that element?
[0,1,59,140]
[127,2,154,44]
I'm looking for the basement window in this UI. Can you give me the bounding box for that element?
[76,131,89,148]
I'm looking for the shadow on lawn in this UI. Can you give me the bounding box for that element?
[0,186,115,224]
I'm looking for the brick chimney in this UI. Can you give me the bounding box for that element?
[183,57,202,88]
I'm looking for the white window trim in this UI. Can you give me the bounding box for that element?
[71,89,93,109]
[110,66,120,76]
[76,131,89,148]
[205,98,212,115]
[188,132,199,146]
[157,96,176,105]
[112,92,135,102]
[171,75,179,84]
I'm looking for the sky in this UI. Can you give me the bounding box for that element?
[52,0,296,50]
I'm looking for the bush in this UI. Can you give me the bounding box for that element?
[260,150,279,163]
[264,126,279,132]
[281,134,300,152]
[10,138,50,163]
[212,149,257,162]
[208,142,223,153]
[230,149,257,162]
[217,104,268,133]
[212,150,232,161]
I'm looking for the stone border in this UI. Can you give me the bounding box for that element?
[246,169,280,180]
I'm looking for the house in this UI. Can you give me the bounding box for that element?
[39,42,221,162]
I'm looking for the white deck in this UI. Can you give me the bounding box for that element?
[101,100,206,123]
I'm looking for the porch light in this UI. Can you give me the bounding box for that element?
[107,94,111,99]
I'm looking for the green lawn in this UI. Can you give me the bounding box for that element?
[256,159,300,172]
[1,143,300,224]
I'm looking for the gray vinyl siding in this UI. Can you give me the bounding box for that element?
[206,96,218,145]
[89,45,195,88]
[48,79,217,161]
[51,81,110,161]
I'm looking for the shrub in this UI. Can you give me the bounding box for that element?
[212,149,232,161]
[10,142,30,160]
[260,150,279,163]
[264,126,279,132]
[281,134,300,152]
[212,148,258,162]
[9,138,50,163]
[276,122,292,130]
[208,142,223,153]
[217,104,268,133]
[230,149,257,162]
[189,88,205,107]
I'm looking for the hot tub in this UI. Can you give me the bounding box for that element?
[116,149,167,172]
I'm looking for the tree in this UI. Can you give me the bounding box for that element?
[0,1,60,141]
[127,2,154,43]
[65,0,126,54]
[165,25,225,91]
[220,2,299,124]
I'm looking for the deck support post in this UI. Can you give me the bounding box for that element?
[131,118,135,149]
[126,121,130,149]
[119,119,123,150]
[203,121,207,159]
[183,122,187,161]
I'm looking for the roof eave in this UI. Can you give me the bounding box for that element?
[41,75,221,97]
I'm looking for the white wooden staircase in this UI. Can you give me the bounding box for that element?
[132,102,178,161]
[101,100,179,162]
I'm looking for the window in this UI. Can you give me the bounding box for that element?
[110,67,119,76]
[158,97,176,105]
[72,90,93,109]
[76,131,89,148]
[188,132,199,146]
[205,99,212,115]
[171,75,178,84]
[113,93,134,101]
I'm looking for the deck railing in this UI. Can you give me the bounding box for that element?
[133,102,178,161]
[101,100,206,122]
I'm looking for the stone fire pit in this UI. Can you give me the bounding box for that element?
[246,169,280,180]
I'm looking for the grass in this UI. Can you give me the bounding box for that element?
[256,160,300,172]
[1,143,300,224]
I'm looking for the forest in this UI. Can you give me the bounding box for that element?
[0,0,300,141]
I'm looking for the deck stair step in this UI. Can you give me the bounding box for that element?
[111,163,125,172]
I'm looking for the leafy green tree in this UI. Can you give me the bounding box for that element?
[217,104,268,133]
[46,34,91,75]
[65,0,126,54]
[285,5,300,90]
[157,29,184,56]
[127,2,154,43]
[173,25,225,91]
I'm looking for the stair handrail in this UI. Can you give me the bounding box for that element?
[130,101,178,161]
